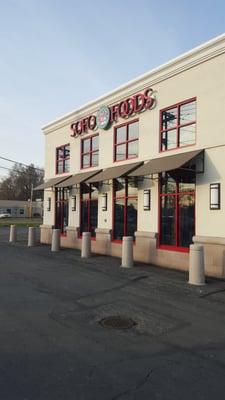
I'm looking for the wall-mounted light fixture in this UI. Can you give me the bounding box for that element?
[210,183,220,210]
[72,195,76,211]
[47,197,51,211]
[143,189,151,210]
[102,193,107,211]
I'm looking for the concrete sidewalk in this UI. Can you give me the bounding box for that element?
[1,232,225,399]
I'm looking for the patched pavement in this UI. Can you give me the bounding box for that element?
[0,227,225,399]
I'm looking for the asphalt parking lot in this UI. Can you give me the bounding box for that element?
[1,227,225,399]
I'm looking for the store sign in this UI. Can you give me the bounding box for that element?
[70,88,155,137]
[96,105,111,129]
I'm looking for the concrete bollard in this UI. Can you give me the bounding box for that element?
[81,232,91,258]
[28,227,36,247]
[189,244,205,285]
[121,236,134,268]
[51,229,61,252]
[9,225,17,242]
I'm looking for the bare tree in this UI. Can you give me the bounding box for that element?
[0,163,44,200]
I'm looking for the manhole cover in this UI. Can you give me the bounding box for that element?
[99,316,137,330]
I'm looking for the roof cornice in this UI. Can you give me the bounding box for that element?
[42,33,225,135]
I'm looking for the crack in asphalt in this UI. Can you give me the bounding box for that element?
[110,369,152,400]
[199,288,225,298]
[9,271,149,306]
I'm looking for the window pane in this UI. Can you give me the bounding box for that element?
[82,154,90,168]
[90,185,98,200]
[127,198,137,238]
[56,188,62,201]
[162,108,177,130]
[161,129,177,150]
[64,145,70,157]
[81,201,89,234]
[64,159,70,172]
[114,178,125,197]
[160,196,176,246]
[114,199,125,240]
[128,140,138,158]
[57,148,64,160]
[82,139,90,153]
[128,178,138,196]
[179,124,195,147]
[81,183,89,200]
[57,161,64,174]
[63,201,68,233]
[128,122,138,140]
[161,172,176,194]
[115,144,126,161]
[178,170,195,192]
[63,189,69,200]
[116,126,126,143]
[92,152,99,166]
[92,136,99,151]
[179,194,195,247]
[90,199,98,237]
[55,202,62,230]
[180,101,196,124]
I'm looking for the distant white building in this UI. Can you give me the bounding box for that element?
[0,200,43,218]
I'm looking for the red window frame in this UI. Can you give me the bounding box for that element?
[160,98,196,152]
[56,144,70,174]
[112,178,138,242]
[158,172,195,252]
[80,184,98,239]
[114,119,139,162]
[81,134,99,169]
[55,188,69,235]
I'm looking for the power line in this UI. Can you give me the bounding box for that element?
[0,156,44,171]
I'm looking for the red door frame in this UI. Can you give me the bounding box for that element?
[158,173,195,253]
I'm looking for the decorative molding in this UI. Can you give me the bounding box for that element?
[193,235,225,246]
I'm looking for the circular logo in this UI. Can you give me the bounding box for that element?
[96,105,110,129]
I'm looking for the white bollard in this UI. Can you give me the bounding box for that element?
[189,244,205,285]
[51,229,61,252]
[9,225,17,242]
[28,227,36,247]
[121,236,134,268]
[81,232,91,258]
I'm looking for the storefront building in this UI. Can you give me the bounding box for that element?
[37,34,225,277]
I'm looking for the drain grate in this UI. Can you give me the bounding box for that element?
[99,315,137,330]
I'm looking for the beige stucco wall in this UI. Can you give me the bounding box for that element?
[196,146,225,237]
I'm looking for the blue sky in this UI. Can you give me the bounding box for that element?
[0,0,225,177]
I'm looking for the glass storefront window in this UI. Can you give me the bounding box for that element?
[179,125,195,147]
[114,199,125,241]
[159,170,195,250]
[55,188,69,234]
[114,178,126,197]
[80,184,98,237]
[116,126,126,143]
[179,194,195,248]
[160,99,196,151]
[81,134,99,169]
[127,198,138,238]
[114,120,139,161]
[160,196,176,246]
[115,144,126,161]
[128,121,139,140]
[113,178,138,240]
[162,108,178,130]
[56,144,70,174]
